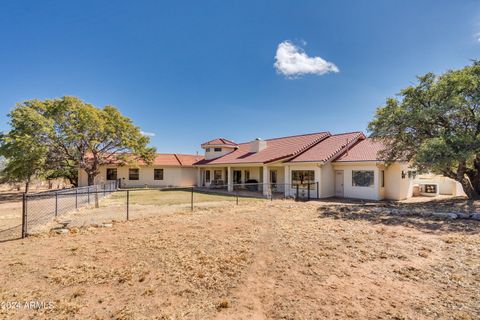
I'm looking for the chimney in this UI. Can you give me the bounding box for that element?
[250,138,267,153]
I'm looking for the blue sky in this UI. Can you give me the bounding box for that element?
[0,1,479,154]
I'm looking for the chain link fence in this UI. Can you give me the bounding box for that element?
[1,181,318,241]
[63,182,319,226]
[21,181,117,237]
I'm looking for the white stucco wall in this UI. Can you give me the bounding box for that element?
[414,175,466,197]
[320,163,335,198]
[384,163,413,200]
[333,163,382,200]
[203,146,236,160]
[78,165,197,188]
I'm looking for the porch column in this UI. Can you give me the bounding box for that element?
[284,165,290,197]
[196,168,202,187]
[262,165,269,196]
[227,166,233,192]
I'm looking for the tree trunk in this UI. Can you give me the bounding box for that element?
[87,173,95,186]
[459,176,479,200]
[24,180,30,193]
[67,176,78,187]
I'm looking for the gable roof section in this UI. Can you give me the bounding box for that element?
[195,132,331,165]
[334,138,385,162]
[174,154,204,166]
[288,132,365,163]
[201,138,238,147]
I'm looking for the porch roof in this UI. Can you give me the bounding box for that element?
[194,131,330,165]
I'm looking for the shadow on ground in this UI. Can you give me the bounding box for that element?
[316,197,480,234]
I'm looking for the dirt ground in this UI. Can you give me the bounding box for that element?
[1,199,479,319]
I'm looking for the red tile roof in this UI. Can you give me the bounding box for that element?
[201,138,238,147]
[195,132,330,165]
[289,132,365,163]
[96,153,203,167]
[334,138,386,162]
[174,154,204,166]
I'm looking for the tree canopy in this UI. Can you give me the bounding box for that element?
[0,101,51,192]
[0,96,156,189]
[368,61,480,199]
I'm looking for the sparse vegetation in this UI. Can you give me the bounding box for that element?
[0,199,479,319]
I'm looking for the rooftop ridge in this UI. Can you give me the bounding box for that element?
[329,131,364,137]
[172,153,182,166]
[323,132,364,162]
[232,131,331,146]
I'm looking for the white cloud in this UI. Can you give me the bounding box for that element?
[475,32,480,42]
[140,131,155,137]
[274,40,339,78]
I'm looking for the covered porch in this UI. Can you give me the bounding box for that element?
[196,164,287,196]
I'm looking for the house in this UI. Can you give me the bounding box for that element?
[195,131,415,200]
[78,130,464,201]
[78,153,202,188]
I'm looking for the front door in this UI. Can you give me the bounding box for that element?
[335,170,344,197]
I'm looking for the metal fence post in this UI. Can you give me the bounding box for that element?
[307,183,311,201]
[296,185,299,201]
[126,190,130,221]
[236,189,239,205]
[55,192,58,217]
[75,189,78,209]
[87,187,90,204]
[316,182,319,199]
[21,193,26,238]
[270,183,273,201]
[191,187,194,211]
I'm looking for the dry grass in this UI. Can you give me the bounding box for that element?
[108,189,245,206]
[0,199,479,319]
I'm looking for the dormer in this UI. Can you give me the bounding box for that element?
[249,138,267,153]
[201,138,238,160]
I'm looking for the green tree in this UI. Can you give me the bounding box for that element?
[1,96,155,188]
[0,101,52,192]
[44,97,156,185]
[368,62,480,199]
[0,156,5,171]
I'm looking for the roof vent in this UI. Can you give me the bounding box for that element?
[250,138,267,153]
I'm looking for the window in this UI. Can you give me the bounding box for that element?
[214,170,222,180]
[106,168,117,181]
[381,170,385,188]
[244,170,250,181]
[154,168,164,180]
[291,170,315,189]
[214,147,222,152]
[129,168,139,180]
[205,170,211,183]
[206,148,211,152]
[352,170,374,187]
